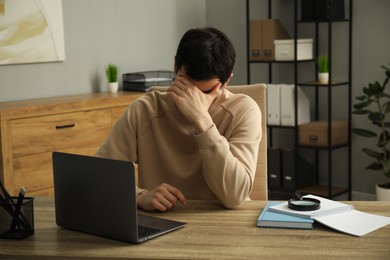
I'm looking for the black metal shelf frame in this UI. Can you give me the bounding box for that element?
[246,0,353,199]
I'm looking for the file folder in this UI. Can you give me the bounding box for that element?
[267,147,282,190]
[280,84,310,126]
[262,19,291,60]
[267,84,281,125]
[282,148,315,190]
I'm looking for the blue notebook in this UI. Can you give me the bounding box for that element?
[257,201,314,229]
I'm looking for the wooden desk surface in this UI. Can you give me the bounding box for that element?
[1,198,389,259]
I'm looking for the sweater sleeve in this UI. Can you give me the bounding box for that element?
[95,105,146,196]
[194,100,262,209]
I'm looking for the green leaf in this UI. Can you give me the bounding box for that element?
[378,130,390,147]
[353,100,372,110]
[364,82,382,96]
[385,70,390,79]
[383,77,389,88]
[363,86,371,96]
[352,110,371,115]
[355,95,367,101]
[365,162,383,171]
[384,149,390,160]
[383,101,390,113]
[363,83,381,97]
[105,64,118,83]
[363,148,382,159]
[368,112,384,126]
[317,54,328,73]
[383,92,390,99]
[352,128,377,137]
[355,64,390,180]
[374,81,383,92]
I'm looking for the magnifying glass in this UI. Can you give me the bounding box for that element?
[288,192,321,211]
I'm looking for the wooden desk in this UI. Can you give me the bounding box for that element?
[1,198,389,259]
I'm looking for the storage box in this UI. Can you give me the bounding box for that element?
[299,120,348,147]
[123,70,174,92]
[249,20,262,61]
[274,39,313,61]
[301,0,345,21]
[250,19,290,61]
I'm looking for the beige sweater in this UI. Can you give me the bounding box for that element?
[96,89,262,208]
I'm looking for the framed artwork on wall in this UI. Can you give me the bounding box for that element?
[0,0,65,65]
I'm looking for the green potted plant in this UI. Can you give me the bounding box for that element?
[352,63,390,200]
[105,63,119,93]
[317,54,329,84]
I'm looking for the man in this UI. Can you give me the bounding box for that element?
[96,27,262,212]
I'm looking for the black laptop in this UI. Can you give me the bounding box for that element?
[52,152,186,243]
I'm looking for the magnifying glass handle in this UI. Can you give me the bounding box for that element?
[295,191,303,200]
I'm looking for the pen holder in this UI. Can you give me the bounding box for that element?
[0,197,34,239]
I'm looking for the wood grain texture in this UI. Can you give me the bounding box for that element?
[0,92,144,195]
[0,199,389,259]
[111,106,128,126]
[0,92,143,120]
[11,109,111,157]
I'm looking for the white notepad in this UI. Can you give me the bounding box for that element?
[314,209,390,236]
[269,194,390,236]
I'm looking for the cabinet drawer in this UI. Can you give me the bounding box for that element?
[11,109,112,157]
[12,145,102,195]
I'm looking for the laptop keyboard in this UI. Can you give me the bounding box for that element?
[138,225,161,238]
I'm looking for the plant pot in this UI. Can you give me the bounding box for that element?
[108,82,119,93]
[376,183,390,201]
[318,72,329,84]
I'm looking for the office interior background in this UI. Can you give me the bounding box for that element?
[0,0,389,200]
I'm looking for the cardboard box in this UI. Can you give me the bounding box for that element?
[250,20,262,61]
[250,19,290,61]
[299,120,348,147]
[274,39,313,61]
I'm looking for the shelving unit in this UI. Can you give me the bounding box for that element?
[246,0,352,199]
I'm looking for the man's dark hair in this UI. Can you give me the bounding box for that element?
[175,27,236,85]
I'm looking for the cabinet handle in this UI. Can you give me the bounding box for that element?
[309,135,318,143]
[55,124,75,129]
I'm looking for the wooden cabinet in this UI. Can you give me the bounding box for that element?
[0,92,144,196]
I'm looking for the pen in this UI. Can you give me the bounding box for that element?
[0,193,15,218]
[0,180,13,205]
[0,180,15,217]
[10,186,26,231]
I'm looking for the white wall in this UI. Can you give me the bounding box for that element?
[350,0,390,195]
[0,0,206,102]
